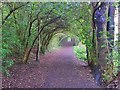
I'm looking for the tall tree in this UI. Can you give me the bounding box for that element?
[92,2,109,85]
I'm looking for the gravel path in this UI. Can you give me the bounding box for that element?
[2,47,99,88]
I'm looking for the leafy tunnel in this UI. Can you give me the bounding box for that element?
[1,2,120,88]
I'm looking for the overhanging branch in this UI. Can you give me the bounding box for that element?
[2,2,29,24]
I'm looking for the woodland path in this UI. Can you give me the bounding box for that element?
[2,47,100,88]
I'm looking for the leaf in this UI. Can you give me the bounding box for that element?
[101,44,106,48]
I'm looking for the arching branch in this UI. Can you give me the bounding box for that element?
[2,2,29,24]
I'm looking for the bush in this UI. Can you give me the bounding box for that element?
[0,43,14,76]
[74,45,87,61]
[1,59,14,76]
[103,50,119,83]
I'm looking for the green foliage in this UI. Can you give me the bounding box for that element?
[103,49,119,83]
[1,41,14,76]
[1,2,93,75]
[1,48,14,76]
[2,3,119,84]
[2,59,14,76]
[74,45,87,61]
[113,50,119,74]
[48,34,60,51]
[2,59,14,69]
[101,44,107,48]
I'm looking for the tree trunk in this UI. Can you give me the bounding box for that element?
[36,18,40,61]
[118,5,120,72]
[107,2,115,52]
[89,3,98,68]
[23,48,31,63]
[91,2,109,85]
[36,43,39,61]
[95,2,109,70]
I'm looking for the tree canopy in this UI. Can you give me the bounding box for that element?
[1,2,119,86]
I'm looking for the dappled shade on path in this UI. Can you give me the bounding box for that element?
[2,47,99,88]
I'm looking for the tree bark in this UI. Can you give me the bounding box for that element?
[36,18,40,61]
[95,2,109,69]
[91,2,109,85]
[107,2,115,52]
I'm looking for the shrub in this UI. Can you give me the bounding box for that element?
[74,45,87,61]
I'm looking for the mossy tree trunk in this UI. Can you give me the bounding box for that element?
[91,2,109,85]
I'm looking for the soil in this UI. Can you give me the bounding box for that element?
[2,47,100,88]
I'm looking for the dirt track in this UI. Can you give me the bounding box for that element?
[2,47,99,88]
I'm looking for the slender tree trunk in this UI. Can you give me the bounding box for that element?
[89,3,98,67]
[36,18,40,61]
[23,48,31,63]
[118,5,120,72]
[107,2,115,52]
[36,43,39,61]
